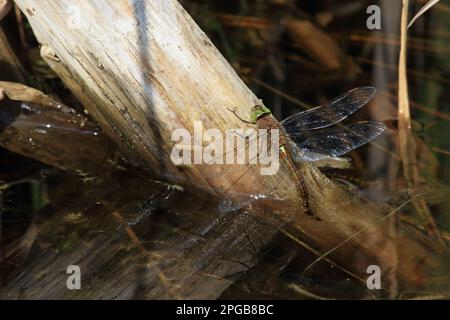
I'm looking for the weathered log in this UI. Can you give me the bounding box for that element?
[9,0,450,298]
[12,0,307,248]
[0,82,116,174]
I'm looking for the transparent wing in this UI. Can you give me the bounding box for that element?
[287,121,386,162]
[280,86,376,133]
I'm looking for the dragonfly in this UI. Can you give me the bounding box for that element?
[276,86,385,162]
[218,86,386,214]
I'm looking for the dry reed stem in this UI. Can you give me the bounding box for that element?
[408,0,441,28]
[398,0,445,244]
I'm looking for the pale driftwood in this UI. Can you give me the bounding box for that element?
[9,0,450,298]
[0,82,115,174]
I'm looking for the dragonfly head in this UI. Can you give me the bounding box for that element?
[250,105,271,123]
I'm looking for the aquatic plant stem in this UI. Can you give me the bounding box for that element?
[398,0,445,245]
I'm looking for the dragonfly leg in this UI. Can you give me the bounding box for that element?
[230,129,250,140]
[227,107,253,124]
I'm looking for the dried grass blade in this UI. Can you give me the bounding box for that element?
[408,0,440,28]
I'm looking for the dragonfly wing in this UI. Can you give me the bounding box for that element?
[280,86,376,132]
[287,121,386,162]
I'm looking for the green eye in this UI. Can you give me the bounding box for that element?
[250,106,272,123]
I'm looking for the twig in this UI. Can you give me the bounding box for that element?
[431,146,450,157]
[288,283,334,300]
[282,229,365,283]
[379,91,450,123]
[111,210,182,299]
[304,196,413,273]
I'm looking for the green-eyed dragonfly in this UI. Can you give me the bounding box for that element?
[217,86,386,214]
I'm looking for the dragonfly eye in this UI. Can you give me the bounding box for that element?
[250,105,272,123]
